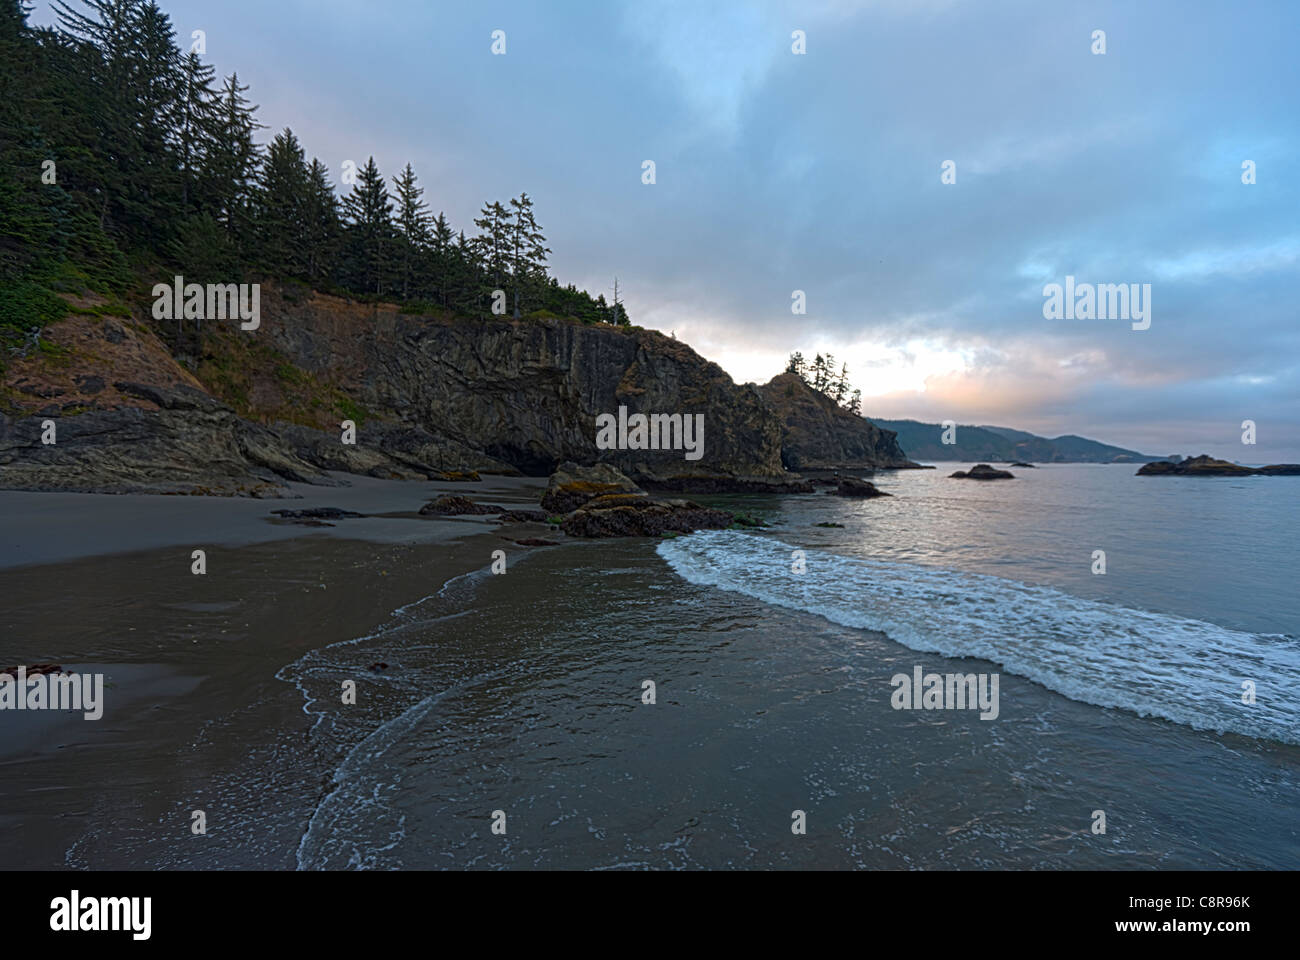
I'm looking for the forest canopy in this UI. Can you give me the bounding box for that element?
[0,0,629,349]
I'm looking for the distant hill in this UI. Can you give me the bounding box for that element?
[868,419,1162,463]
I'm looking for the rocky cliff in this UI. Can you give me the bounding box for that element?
[252,286,789,485]
[758,373,916,471]
[1,284,804,494]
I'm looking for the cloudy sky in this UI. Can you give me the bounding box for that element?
[35,0,1300,460]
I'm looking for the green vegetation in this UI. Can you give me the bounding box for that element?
[336,396,369,425]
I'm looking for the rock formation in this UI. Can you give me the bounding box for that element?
[540,462,732,538]
[1,287,815,495]
[418,495,504,516]
[1137,455,1300,477]
[834,477,892,498]
[950,464,1015,480]
[758,373,917,471]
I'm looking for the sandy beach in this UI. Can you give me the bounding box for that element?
[0,474,554,868]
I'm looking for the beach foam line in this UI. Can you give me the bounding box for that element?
[281,562,513,868]
[658,530,1300,745]
[274,566,495,731]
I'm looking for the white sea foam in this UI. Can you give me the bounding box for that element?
[658,530,1300,745]
[282,565,499,868]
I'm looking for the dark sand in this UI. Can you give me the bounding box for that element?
[0,472,547,570]
[0,474,552,868]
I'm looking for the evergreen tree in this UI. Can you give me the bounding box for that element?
[451,229,483,316]
[341,156,394,295]
[429,211,454,306]
[391,162,430,300]
[472,200,511,294]
[204,72,262,255]
[507,191,549,312]
[255,128,309,277]
[302,158,340,282]
[174,50,216,209]
[832,362,849,405]
[811,353,827,392]
[54,0,185,247]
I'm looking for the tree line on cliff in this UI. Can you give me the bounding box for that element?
[0,0,628,350]
[785,352,862,416]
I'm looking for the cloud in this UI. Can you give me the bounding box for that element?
[31,0,1297,457]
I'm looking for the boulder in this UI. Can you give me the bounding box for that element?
[419,495,504,516]
[540,461,644,514]
[950,464,1015,480]
[835,477,892,498]
[560,495,732,538]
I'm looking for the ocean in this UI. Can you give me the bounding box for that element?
[274,464,1300,869]
[20,464,1300,869]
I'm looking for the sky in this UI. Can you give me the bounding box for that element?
[33,0,1300,460]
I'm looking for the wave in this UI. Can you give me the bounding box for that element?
[280,565,499,869]
[658,530,1300,745]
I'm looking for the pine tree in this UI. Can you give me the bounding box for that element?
[811,354,827,392]
[130,2,183,245]
[429,211,454,306]
[848,389,862,416]
[302,158,340,282]
[786,351,806,380]
[391,163,430,301]
[54,0,185,247]
[451,229,483,316]
[204,72,262,255]
[472,200,511,294]
[174,50,217,210]
[342,156,394,296]
[255,128,309,277]
[507,192,549,312]
[431,212,453,254]
[832,362,849,405]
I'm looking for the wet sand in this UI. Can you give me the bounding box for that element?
[0,472,547,570]
[0,475,552,868]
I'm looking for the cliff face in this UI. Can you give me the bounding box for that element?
[1,285,795,494]
[256,287,788,483]
[758,373,915,471]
